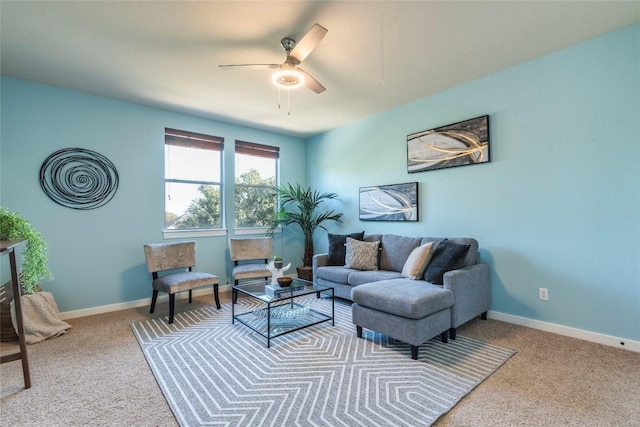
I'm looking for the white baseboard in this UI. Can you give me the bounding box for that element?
[488,310,640,353]
[59,285,234,320]
[58,290,638,353]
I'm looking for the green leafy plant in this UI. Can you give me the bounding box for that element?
[272,255,283,269]
[0,206,53,294]
[267,183,343,268]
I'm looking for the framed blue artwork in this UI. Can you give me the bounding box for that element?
[359,182,418,222]
[407,115,490,173]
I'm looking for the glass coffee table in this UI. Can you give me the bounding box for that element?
[232,278,334,348]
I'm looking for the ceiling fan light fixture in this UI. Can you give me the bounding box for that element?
[272,68,305,89]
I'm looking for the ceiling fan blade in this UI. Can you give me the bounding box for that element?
[288,23,328,65]
[298,68,325,94]
[219,64,279,70]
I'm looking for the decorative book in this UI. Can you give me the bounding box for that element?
[265,284,304,298]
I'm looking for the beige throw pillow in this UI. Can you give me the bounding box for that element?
[345,237,380,271]
[401,241,435,280]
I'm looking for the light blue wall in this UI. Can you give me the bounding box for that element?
[0,78,306,312]
[307,24,640,341]
[2,24,638,341]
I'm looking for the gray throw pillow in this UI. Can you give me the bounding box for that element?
[424,239,470,285]
[379,234,422,272]
[327,231,364,266]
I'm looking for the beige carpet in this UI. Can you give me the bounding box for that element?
[1,292,639,426]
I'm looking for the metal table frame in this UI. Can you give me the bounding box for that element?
[232,280,334,348]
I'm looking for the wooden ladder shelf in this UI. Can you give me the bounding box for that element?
[1,239,32,389]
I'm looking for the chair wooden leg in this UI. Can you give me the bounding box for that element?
[168,293,175,324]
[150,290,159,314]
[440,331,448,343]
[356,325,363,338]
[449,328,457,340]
[188,289,193,304]
[481,311,488,320]
[213,283,221,309]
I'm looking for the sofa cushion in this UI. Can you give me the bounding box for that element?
[364,234,383,243]
[379,234,423,272]
[327,231,365,266]
[316,266,353,283]
[352,279,454,319]
[345,238,380,271]
[401,241,435,280]
[348,270,403,286]
[424,239,471,285]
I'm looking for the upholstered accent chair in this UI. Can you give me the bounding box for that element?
[229,237,272,303]
[143,241,220,324]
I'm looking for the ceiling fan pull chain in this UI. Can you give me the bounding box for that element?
[288,89,291,116]
[278,87,281,110]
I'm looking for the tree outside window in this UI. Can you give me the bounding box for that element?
[235,141,279,228]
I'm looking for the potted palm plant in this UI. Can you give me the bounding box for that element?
[0,206,53,294]
[267,183,343,281]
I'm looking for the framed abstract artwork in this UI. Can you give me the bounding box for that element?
[407,115,490,173]
[359,182,418,222]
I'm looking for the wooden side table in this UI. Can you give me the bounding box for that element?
[0,239,31,389]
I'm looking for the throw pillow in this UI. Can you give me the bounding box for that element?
[379,234,423,272]
[345,237,380,271]
[424,239,471,285]
[327,231,364,266]
[401,241,435,280]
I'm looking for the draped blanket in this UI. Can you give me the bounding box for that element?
[11,291,71,344]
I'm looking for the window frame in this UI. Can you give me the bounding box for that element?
[234,140,280,233]
[163,128,226,239]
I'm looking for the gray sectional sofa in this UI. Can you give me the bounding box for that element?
[313,233,491,358]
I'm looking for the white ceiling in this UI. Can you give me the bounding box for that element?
[1,1,638,139]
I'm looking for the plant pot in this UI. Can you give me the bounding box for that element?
[274,261,283,269]
[296,266,313,282]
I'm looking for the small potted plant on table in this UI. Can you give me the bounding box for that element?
[272,256,284,269]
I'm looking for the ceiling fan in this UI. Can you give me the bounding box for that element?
[219,23,327,94]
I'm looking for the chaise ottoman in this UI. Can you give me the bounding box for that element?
[352,280,454,359]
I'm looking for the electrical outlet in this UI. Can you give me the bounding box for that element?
[539,288,549,301]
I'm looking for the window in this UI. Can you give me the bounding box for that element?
[164,128,224,230]
[234,140,279,228]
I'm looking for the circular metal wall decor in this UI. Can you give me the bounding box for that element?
[39,148,119,210]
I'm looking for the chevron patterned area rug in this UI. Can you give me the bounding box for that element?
[131,297,515,427]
